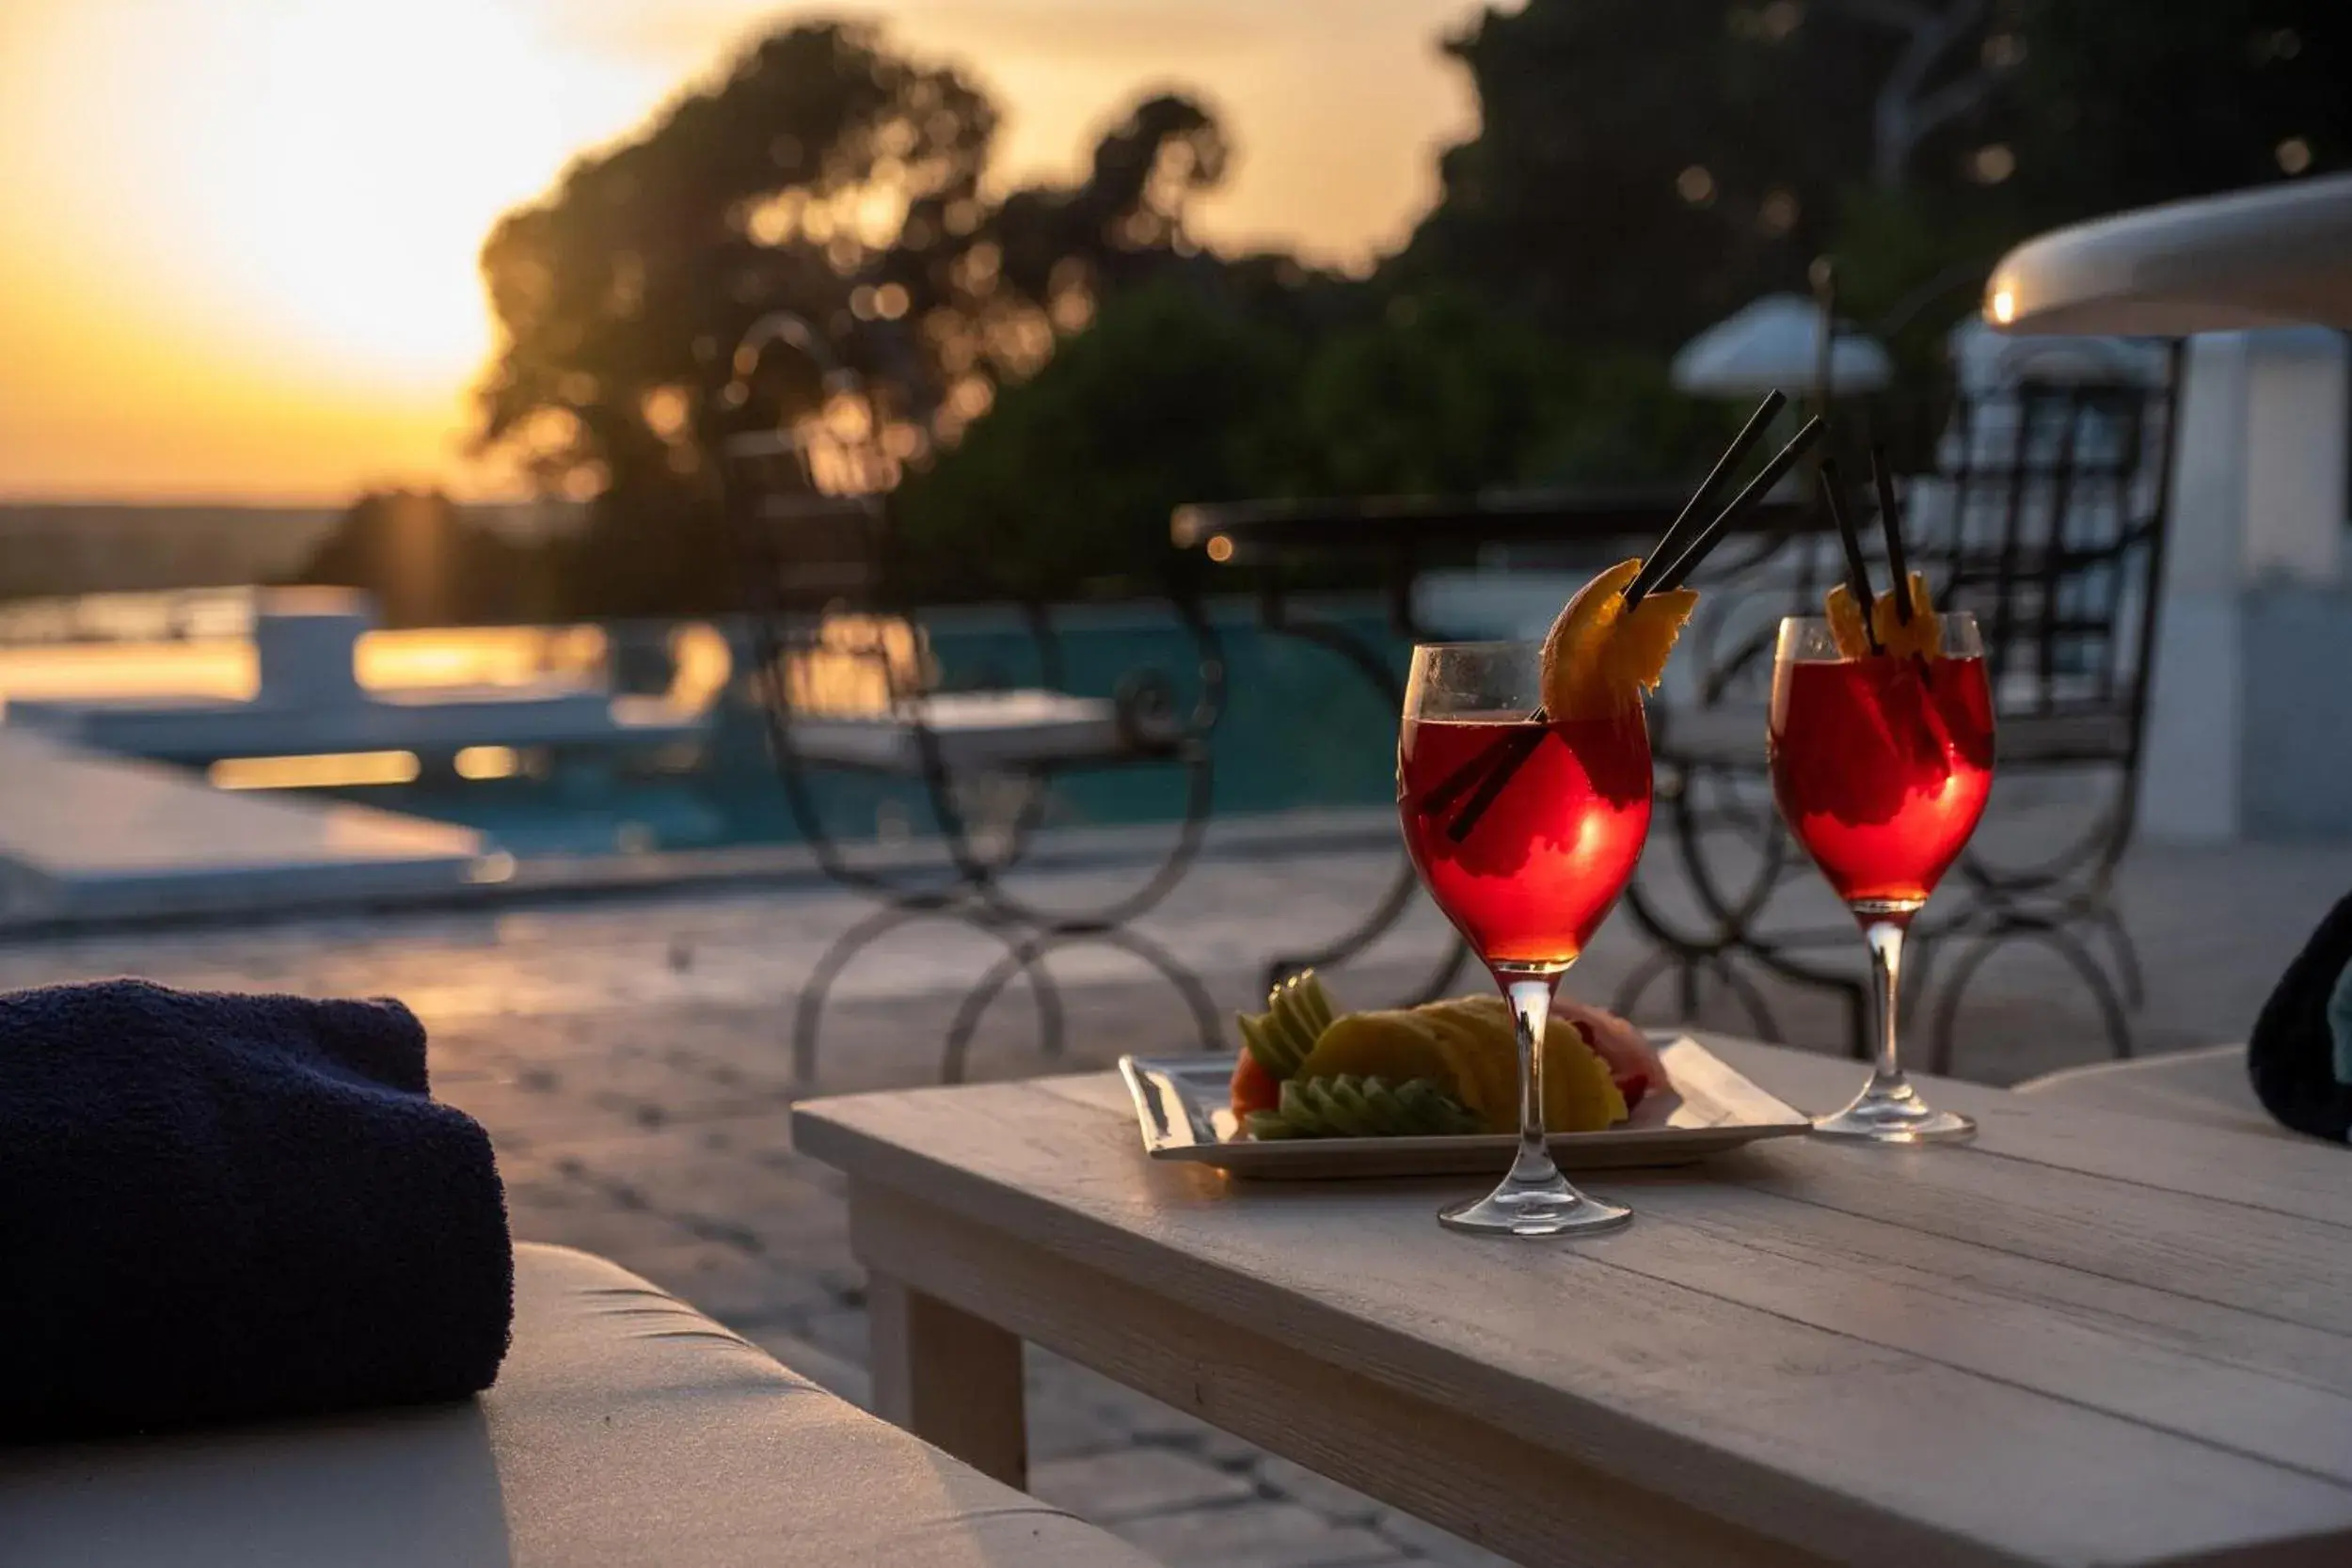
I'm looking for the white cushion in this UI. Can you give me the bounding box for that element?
[0,1243,1149,1567]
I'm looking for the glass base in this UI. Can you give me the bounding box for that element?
[1811,1071,1977,1144]
[1439,1170,1632,1237]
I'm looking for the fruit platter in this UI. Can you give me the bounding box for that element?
[1120,972,1808,1180]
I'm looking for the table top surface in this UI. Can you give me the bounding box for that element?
[795,1035,2352,1568]
[1169,488,1808,562]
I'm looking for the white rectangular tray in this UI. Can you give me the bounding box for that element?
[1119,1034,1809,1179]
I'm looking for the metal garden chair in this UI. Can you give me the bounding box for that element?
[711,314,1228,1083]
[1621,340,2184,1070]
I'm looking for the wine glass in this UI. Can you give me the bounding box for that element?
[1397,641,1652,1235]
[1767,612,1994,1141]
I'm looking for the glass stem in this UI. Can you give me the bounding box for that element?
[1865,918,1909,1088]
[1505,974,1562,1182]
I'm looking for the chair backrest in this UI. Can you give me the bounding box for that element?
[721,429,890,617]
[709,315,928,723]
[1891,359,2179,736]
[1676,348,2181,756]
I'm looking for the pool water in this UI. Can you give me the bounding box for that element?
[350,598,1414,859]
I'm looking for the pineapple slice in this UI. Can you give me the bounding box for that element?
[1411,993,1628,1133]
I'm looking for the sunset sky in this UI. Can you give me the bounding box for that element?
[0,1,1490,504]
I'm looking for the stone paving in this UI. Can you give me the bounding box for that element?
[4,825,2349,1566]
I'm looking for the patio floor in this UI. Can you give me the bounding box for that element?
[4,823,2346,1566]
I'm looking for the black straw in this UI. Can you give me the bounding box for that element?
[1869,443,1914,624]
[1422,732,1516,817]
[1443,726,1547,843]
[1441,401,1812,845]
[1623,389,1787,608]
[1654,415,1826,592]
[1818,459,1882,654]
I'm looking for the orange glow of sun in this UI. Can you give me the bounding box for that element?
[182,0,589,388]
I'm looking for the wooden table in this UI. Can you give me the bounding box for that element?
[790,1036,2352,1567]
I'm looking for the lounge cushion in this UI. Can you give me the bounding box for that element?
[0,1243,1150,1567]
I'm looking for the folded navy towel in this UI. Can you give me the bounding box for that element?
[2248,892,2352,1145]
[0,979,513,1438]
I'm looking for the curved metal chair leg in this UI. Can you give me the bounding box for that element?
[943,925,1221,1083]
[1263,852,1425,1000]
[1612,948,1687,1024]
[1708,957,1786,1044]
[939,933,1069,1085]
[792,903,937,1085]
[1100,926,1225,1054]
[1927,923,2135,1077]
[1923,935,1997,1079]
[2090,901,2146,1009]
[1248,602,1452,1005]
[1612,947,1785,1041]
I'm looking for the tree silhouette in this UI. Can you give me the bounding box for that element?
[472,21,1231,614]
[889,278,1301,605]
[1399,0,2352,350]
[456,6,2352,619]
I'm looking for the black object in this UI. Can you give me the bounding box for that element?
[1624,389,1786,609]
[1625,360,2185,1070]
[1653,416,1825,593]
[1178,483,1808,1006]
[1869,444,1915,623]
[2248,892,2352,1143]
[1818,460,1882,654]
[713,313,1228,1084]
[0,979,512,1439]
[1446,410,1823,845]
[1427,400,1793,826]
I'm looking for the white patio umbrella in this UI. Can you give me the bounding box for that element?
[1985,172,2352,336]
[1670,293,1894,397]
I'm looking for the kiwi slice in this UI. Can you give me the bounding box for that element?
[1251,1074,1484,1139]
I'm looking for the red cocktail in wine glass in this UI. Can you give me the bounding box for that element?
[1397,642,1654,1234]
[1768,612,1994,1141]
[1401,710,1652,969]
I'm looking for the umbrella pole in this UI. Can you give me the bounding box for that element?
[1808,253,1838,424]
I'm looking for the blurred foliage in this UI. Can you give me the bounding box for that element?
[888,279,1305,604]
[1403,0,2352,354]
[2004,0,2350,218]
[439,5,2352,621]
[470,20,1224,615]
[1285,291,1569,497]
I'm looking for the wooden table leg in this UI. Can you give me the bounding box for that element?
[867,1268,1029,1489]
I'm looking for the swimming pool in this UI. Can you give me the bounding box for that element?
[346,596,1414,859]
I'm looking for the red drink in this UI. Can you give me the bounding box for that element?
[1769,655,1994,910]
[1399,711,1653,967]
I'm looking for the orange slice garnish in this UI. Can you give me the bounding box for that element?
[1539,558,1698,720]
[1825,572,1942,660]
